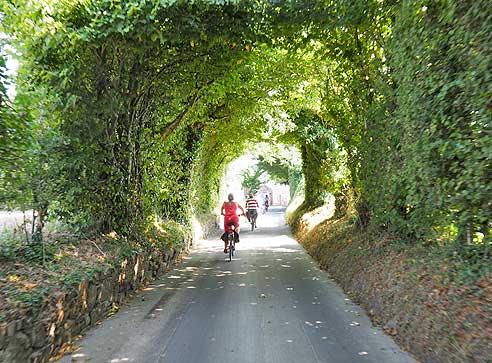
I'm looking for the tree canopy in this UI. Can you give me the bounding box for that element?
[0,0,490,249]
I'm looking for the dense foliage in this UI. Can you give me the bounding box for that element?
[1,0,490,255]
[362,1,492,245]
[256,143,303,198]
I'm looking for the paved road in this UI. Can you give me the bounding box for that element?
[59,207,415,363]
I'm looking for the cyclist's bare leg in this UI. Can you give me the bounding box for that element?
[233,221,240,242]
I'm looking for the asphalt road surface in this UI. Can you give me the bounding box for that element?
[59,207,416,363]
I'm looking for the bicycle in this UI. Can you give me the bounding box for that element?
[247,209,257,231]
[226,230,235,261]
[222,215,244,261]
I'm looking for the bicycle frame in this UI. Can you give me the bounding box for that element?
[227,230,235,261]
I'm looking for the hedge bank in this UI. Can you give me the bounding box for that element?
[291,215,492,363]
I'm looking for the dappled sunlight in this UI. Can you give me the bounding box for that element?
[286,195,304,217]
[300,197,335,232]
[183,266,198,271]
[272,247,299,253]
[149,283,167,288]
[217,270,232,274]
[234,235,302,253]
[191,216,204,240]
[167,275,182,279]
[104,231,119,240]
[41,209,420,363]
[198,231,301,255]
[54,209,333,360]
[7,274,38,289]
[72,353,87,359]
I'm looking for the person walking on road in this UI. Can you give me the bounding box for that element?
[263,193,270,212]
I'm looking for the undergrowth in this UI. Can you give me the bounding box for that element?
[0,218,191,312]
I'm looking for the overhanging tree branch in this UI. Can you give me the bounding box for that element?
[161,78,216,140]
[161,92,202,140]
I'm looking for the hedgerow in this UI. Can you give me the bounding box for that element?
[361,0,492,246]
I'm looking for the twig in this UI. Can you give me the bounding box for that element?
[23,210,29,244]
[91,240,107,258]
[31,210,36,236]
[42,239,45,267]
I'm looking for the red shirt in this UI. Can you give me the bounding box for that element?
[223,202,239,216]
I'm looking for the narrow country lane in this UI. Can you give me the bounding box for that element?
[59,207,415,363]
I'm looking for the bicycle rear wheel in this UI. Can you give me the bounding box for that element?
[250,211,257,230]
[228,235,233,261]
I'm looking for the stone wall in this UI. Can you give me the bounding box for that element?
[0,245,187,363]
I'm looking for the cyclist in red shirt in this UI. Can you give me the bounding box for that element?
[220,193,245,253]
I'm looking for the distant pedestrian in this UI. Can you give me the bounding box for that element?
[264,194,269,212]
